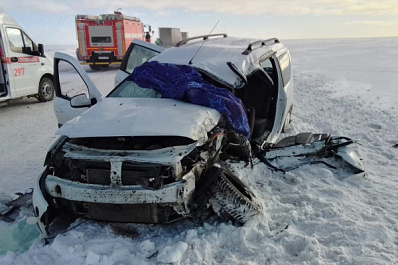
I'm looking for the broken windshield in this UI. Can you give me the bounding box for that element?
[108,80,162,98]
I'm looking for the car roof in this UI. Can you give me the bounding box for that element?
[150,34,287,88]
[0,11,20,26]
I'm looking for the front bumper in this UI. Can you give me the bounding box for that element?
[33,166,198,238]
[45,171,195,204]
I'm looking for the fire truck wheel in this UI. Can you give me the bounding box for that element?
[89,65,101,71]
[37,77,55,102]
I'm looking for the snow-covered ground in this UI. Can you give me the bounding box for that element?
[1,37,397,264]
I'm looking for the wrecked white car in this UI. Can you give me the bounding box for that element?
[32,34,364,238]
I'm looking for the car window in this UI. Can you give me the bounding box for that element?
[6,28,38,55]
[277,52,292,85]
[6,28,24,53]
[260,58,273,74]
[22,32,38,54]
[58,60,90,98]
[259,58,277,85]
[108,80,161,98]
[124,45,160,74]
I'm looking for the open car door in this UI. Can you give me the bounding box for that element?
[114,39,165,86]
[53,52,102,127]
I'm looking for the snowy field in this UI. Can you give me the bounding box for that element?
[1,37,397,264]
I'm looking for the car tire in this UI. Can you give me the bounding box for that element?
[89,64,101,70]
[37,77,54,102]
[207,166,261,224]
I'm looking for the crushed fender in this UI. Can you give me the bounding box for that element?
[261,132,365,175]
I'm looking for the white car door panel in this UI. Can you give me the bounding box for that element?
[55,40,163,126]
[53,52,102,126]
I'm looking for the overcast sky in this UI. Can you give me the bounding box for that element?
[1,0,397,45]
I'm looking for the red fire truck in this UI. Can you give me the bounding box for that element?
[75,11,149,70]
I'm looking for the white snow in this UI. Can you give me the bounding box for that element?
[1,37,398,264]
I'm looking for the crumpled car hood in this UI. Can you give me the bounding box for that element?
[57,97,221,145]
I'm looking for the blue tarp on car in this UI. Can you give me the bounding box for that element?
[127,61,250,139]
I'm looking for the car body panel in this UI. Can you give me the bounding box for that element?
[62,140,197,166]
[0,12,54,103]
[264,133,365,175]
[151,37,282,89]
[32,35,314,238]
[264,54,290,145]
[57,97,221,145]
[54,40,164,126]
[150,37,293,145]
[53,52,102,126]
[336,145,365,173]
[32,174,50,238]
[44,172,195,204]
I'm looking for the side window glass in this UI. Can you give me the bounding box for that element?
[6,28,24,53]
[22,32,37,54]
[260,58,276,84]
[125,45,160,74]
[58,60,89,99]
[260,58,273,74]
[277,52,292,85]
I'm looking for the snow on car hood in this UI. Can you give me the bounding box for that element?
[57,97,221,145]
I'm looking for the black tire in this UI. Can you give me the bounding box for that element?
[89,64,101,70]
[37,77,54,102]
[207,166,261,224]
[89,64,109,70]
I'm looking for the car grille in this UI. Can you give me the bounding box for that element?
[83,162,164,188]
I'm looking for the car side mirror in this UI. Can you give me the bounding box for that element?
[70,94,91,108]
[38,44,44,57]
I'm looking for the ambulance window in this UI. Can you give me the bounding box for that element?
[22,33,38,54]
[6,28,24,53]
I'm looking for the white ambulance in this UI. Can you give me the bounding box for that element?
[0,11,54,104]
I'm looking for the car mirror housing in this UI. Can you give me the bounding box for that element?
[70,94,91,108]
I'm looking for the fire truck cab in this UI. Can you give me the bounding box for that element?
[0,11,54,104]
[76,11,148,70]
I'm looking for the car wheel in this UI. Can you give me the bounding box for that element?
[37,77,54,102]
[207,166,261,224]
[89,64,101,70]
